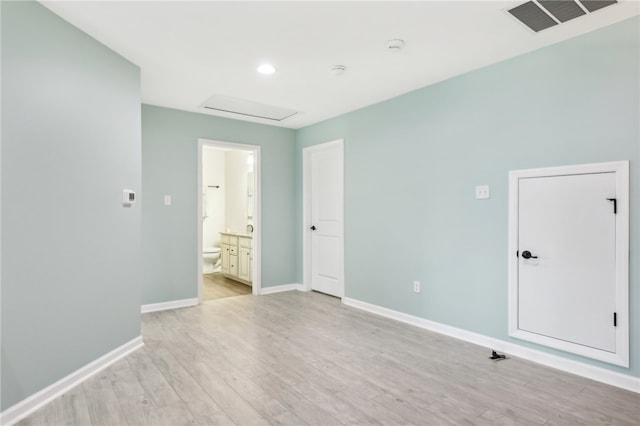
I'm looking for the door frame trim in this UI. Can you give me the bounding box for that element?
[197,138,261,301]
[508,160,629,367]
[302,139,345,296]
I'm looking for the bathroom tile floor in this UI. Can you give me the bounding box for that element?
[202,273,251,301]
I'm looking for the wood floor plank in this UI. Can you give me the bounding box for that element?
[165,319,312,425]
[14,400,61,426]
[577,385,640,424]
[143,340,236,425]
[164,317,344,426]
[151,326,270,426]
[291,378,383,425]
[175,358,270,426]
[477,408,539,426]
[81,371,130,426]
[372,391,441,426]
[15,291,640,426]
[16,376,93,426]
[251,370,345,426]
[202,273,251,301]
[172,299,370,425]
[56,382,93,426]
[107,357,164,426]
[125,348,199,426]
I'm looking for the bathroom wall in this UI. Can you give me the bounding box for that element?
[1,0,142,410]
[296,16,639,378]
[142,105,297,304]
[225,150,251,234]
[202,148,226,248]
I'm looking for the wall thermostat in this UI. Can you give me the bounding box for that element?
[122,189,136,206]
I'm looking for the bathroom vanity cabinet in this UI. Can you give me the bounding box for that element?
[220,233,252,286]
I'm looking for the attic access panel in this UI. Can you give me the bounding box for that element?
[201,94,297,121]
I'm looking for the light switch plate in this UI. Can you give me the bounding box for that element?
[164,195,172,206]
[476,185,490,200]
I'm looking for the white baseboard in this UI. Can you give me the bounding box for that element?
[342,297,639,393]
[259,283,304,295]
[141,298,198,313]
[0,336,143,426]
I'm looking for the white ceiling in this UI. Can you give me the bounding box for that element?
[42,0,639,129]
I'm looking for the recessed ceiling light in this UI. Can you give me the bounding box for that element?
[257,63,276,75]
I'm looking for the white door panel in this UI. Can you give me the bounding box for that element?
[313,152,341,234]
[313,236,340,276]
[508,161,629,367]
[304,140,344,298]
[518,173,615,352]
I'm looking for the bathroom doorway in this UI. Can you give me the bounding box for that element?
[197,139,261,302]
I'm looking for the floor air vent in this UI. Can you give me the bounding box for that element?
[201,94,297,121]
[508,0,617,32]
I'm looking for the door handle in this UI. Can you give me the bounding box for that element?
[310,225,317,231]
[521,250,538,259]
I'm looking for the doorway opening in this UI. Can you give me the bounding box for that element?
[197,139,261,302]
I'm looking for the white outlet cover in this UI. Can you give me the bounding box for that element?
[475,185,490,199]
[164,195,172,206]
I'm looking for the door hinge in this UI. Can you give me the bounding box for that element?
[606,198,617,214]
[613,312,617,327]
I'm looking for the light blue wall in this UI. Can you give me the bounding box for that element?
[1,1,142,410]
[296,17,639,377]
[3,4,635,412]
[142,105,297,304]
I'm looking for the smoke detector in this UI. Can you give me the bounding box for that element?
[385,39,405,52]
[331,65,346,76]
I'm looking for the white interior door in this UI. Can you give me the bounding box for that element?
[509,161,629,367]
[304,140,344,298]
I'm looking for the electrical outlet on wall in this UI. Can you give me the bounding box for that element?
[475,185,490,199]
[413,281,421,293]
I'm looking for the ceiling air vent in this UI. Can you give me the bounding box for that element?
[578,0,618,13]
[538,0,585,22]
[508,0,617,32]
[201,94,297,121]
[508,1,558,32]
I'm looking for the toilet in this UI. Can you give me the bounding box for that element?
[202,247,221,274]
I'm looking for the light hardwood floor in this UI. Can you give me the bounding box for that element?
[202,273,252,301]
[17,291,639,425]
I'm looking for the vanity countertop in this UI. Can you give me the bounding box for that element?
[220,231,253,238]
